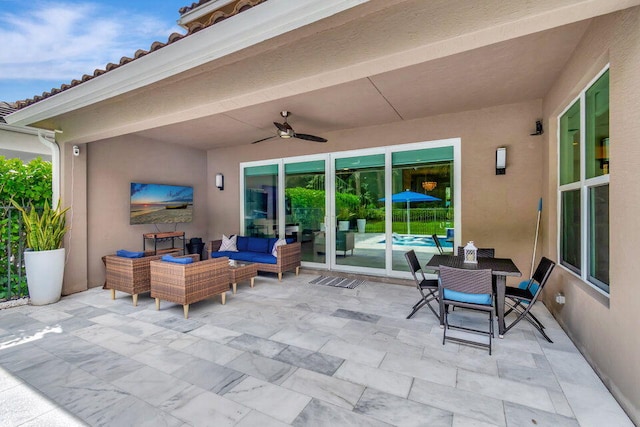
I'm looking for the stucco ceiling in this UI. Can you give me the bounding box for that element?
[133,20,588,150]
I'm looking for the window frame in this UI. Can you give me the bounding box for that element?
[557,64,610,296]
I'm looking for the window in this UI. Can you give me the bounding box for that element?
[558,67,609,294]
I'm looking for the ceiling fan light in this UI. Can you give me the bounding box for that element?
[278,128,294,138]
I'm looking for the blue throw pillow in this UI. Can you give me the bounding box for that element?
[116,249,144,258]
[161,254,193,264]
[247,237,269,253]
[236,236,249,252]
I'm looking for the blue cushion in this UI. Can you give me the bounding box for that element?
[212,251,277,264]
[236,236,249,252]
[116,249,144,258]
[247,237,269,253]
[268,237,279,253]
[285,238,294,244]
[443,289,492,305]
[161,254,193,264]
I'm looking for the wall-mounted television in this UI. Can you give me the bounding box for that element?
[130,182,193,225]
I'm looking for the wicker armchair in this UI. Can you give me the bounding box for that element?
[103,251,168,306]
[149,255,230,319]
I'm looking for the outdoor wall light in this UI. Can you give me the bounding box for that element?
[496,147,506,175]
[215,173,224,190]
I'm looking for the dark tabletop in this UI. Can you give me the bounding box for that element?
[426,255,521,277]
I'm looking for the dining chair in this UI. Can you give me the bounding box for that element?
[503,257,556,342]
[438,265,495,354]
[456,246,495,258]
[404,250,440,320]
[432,234,452,255]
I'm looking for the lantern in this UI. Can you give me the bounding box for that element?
[463,241,478,264]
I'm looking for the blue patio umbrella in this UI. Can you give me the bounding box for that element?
[379,190,441,234]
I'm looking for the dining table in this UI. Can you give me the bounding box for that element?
[425,254,522,338]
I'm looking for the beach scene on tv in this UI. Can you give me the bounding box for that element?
[130,183,193,224]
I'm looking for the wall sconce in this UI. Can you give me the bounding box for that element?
[215,173,224,190]
[496,147,506,175]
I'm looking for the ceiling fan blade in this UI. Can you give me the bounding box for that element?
[273,121,293,132]
[294,133,327,143]
[250,135,277,144]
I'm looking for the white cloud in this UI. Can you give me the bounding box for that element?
[0,2,182,80]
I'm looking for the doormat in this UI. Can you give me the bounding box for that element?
[309,276,364,289]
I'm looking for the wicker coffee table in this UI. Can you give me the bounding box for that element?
[228,262,258,294]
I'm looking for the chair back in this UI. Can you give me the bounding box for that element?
[432,234,445,255]
[457,246,495,258]
[526,257,556,297]
[404,250,426,284]
[438,265,493,295]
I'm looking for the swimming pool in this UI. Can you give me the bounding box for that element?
[380,235,453,248]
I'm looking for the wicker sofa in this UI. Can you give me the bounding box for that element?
[210,236,301,281]
[149,254,230,319]
[103,250,176,306]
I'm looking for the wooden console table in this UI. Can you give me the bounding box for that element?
[143,231,185,255]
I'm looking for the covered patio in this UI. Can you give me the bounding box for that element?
[4,0,640,423]
[0,274,632,426]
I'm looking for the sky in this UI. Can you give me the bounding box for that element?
[0,0,188,103]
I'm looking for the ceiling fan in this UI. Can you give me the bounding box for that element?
[251,111,327,144]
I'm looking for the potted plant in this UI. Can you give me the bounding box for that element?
[355,205,368,233]
[11,200,69,305]
[336,207,353,231]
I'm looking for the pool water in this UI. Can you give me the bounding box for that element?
[380,234,453,248]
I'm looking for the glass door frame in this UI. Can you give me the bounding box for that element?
[240,137,461,279]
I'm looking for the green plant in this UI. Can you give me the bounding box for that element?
[11,200,69,251]
[355,205,368,219]
[337,207,354,221]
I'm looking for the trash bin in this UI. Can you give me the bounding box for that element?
[186,237,205,260]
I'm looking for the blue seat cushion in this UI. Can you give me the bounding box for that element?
[116,249,144,258]
[161,254,193,264]
[236,236,249,252]
[247,237,270,253]
[211,251,277,264]
[443,289,492,305]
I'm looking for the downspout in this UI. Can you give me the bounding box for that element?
[37,130,60,203]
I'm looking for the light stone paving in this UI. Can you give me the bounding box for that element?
[0,272,634,426]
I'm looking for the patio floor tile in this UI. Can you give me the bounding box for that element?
[0,273,632,426]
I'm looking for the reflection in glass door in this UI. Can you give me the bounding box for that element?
[334,154,385,270]
[284,160,326,264]
[244,164,279,238]
[391,147,454,273]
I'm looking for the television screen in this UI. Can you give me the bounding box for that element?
[130,183,193,224]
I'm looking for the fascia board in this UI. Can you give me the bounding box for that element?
[6,0,369,127]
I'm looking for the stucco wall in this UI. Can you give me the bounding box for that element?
[207,100,544,285]
[541,9,640,423]
[86,135,209,288]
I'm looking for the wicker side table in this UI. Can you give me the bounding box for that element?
[229,262,258,294]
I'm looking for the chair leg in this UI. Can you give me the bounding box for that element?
[221,293,226,305]
[155,298,160,310]
[183,304,189,319]
[110,289,115,300]
[295,266,300,276]
[132,294,138,307]
[278,272,283,281]
[406,299,426,319]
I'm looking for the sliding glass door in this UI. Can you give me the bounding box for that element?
[241,138,459,277]
[284,158,327,264]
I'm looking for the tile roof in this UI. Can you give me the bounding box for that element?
[0,101,17,123]
[14,0,267,110]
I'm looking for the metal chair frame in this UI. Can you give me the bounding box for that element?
[438,265,495,354]
[503,257,556,342]
[432,234,452,255]
[404,250,440,320]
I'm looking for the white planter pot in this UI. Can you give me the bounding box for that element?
[24,248,65,305]
[338,221,350,231]
[356,218,366,233]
